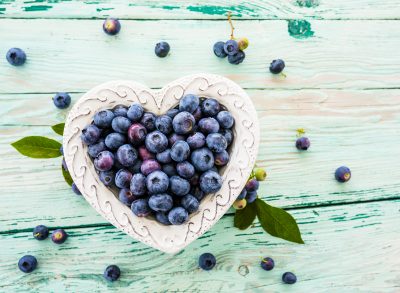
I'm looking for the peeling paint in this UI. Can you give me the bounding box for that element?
[296,0,319,8]
[186,5,258,17]
[288,19,314,39]
[23,4,52,11]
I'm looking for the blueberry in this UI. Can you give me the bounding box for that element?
[99,170,115,186]
[169,176,190,196]
[187,132,206,149]
[296,137,310,151]
[201,98,220,117]
[155,212,171,225]
[155,41,170,57]
[192,106,203,122]
[116,145,137,167]
[52,92,71,109]
[254,168,267,181]
[206,133,227,153]
[168,133,186,146]
[190,148,214,172]
[176,161,195,179]
[94,110,115,128]
[81,124,101,145]
[94,151,114,171]
[170,141,190,162]
[172,111,196,135]
[166,108,179,118]
[245,179,259,192]
[140,112,156,131]
[51,228,68,244]
[168,207,189,225]
[224,40,239,56]
[103,18,121,35]
[72,183,81,195]
[155,115,173,135]
[335,166,351,182]
[131,198,151,217]
[232,199,247,209]
[270,59,285,74]
[127,103,144,121]
[199,171,222,194]
[216,111,234,129]
[181,194,199,213]
[282,272,297,284]
[179,94,200,113]
[62,158,68,171]
[115,169,132,189]
[129,159,142,174]
[33,225,49,240]
[246,191,257,203]
[128,123,147,146]
[148,193,173,212]
[237,189,247,200]
[261,257,275,271]
[156,149,172,164]
[220,129,233,145]
[88,138,106,158]
[130,173,147,196]
[6,48,26,66]
[113,105,128,117]
[146,171,169,194]
[104,265,121,282]
[214,150,230,166]
[60,146,63,155]
[112,116,131,133]
[138,145,155,161]
[213,41,227,58]
[144,131,168,154]
[198,253,216,270]
[162,163,177,177]
[105,132,126,150]
[191,186,205,201]
[228,50,245,65]
[18,255,37,273]
[140,159,161,176]
[198,118,220,134]
[119,188,137,206]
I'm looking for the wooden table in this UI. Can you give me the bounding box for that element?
[1,1,400,292]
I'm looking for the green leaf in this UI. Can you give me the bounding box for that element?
[234,202,257,230]
[255,198,304,244]
[62,166,73,186]
[11,136,62,158]
[51,123,65,136]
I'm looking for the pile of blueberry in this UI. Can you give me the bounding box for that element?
[213,38,249,65]
[80,94,235,225]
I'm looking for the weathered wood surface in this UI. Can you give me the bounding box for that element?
[1,19,400,93]
[1,0,400,20]
[1,200,399,292]
[2,89,399,231]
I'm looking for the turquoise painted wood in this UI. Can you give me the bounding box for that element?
[1,1,399,292]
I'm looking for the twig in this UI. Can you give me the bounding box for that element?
[228,11,235,39]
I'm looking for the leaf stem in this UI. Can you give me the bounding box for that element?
[228,11,235,40]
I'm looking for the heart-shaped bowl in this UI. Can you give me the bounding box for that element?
[63,73,259,253]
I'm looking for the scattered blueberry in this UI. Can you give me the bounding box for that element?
[145,131,168,154]
[198,253,216,270]
[131,199,151,217]
[282,272,297,284]
[169,176,190,196]
[228,50,245,65]
[115,169,132,189]
[130,173,147,196]
[33,225,49,240]
[213,41,227,58]
[105,132,126,150]
[103,18,121,35]
[260,257,275,271]
[181,194,199,213]
[146,171,169,194]
[94,151,114,171]
[224,40,239,56]
[148,194,173,212]
[155,41,170,58]
[127,103,144,121]
[179,94,200,113]
[18,255,37,273]
[6,48,26,66]
[170,141,190,162]
[199,171,222,194]
[71,183,81,195]
[296,137,310,151]
[335,166,351,182]
[51,229,68,244]
[52,92,71,109]
[172,111,195,134]
[168,207,188,225]
[104,265,121,282]
[116,144,138,167]
[270,59,285,74]
[155,115,173,135]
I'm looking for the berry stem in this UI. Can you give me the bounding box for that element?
[228,12,235,39]
[296,128,305,137]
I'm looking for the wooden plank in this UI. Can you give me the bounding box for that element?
[1,89,399,231]
[1,19,400,93]
[1,200,399,292]
[1,0,400,20]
